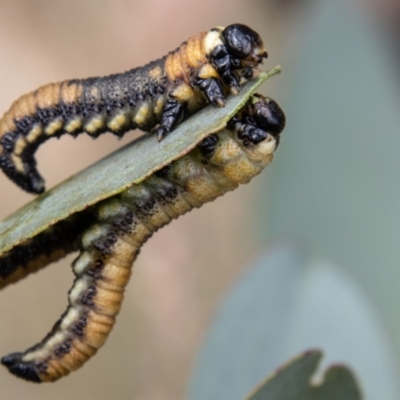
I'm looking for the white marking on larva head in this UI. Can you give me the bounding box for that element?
[204,29,224,55]
[69,277,91,305]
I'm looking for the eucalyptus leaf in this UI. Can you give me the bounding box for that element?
[188,244,399,399]
[246,350,362,400]
[0,66,280,255]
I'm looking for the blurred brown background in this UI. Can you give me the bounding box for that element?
[1,1,400,399]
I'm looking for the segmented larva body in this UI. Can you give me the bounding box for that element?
[0,24,268,194]
[0,94,285,382]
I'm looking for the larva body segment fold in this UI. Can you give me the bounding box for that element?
[0,23,268,194]
[0,94,285,382]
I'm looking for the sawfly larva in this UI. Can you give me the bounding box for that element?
[0,24,267,194]
[0,94,285,382]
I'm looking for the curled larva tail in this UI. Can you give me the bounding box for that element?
[1,94,285,382]
[0,23,268,194]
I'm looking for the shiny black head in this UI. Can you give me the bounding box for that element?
[252,95,286,136]
[222,24,267,62]
[234,94,285,147]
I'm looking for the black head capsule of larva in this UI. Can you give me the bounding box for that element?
[252,94,286,136]
[237,94,286,147]
[208,24,267,93]
[222,24,268,64]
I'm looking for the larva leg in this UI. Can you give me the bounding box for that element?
[209,45,240,94]
[155,98,185,141]
[197,134,219,158]
[155,74,225,142]
[195,77,225,107]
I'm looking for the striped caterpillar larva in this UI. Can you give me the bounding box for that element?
[0,24,268,195]
[0,94,285,382]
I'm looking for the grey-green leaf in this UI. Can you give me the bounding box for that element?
[246,350,362,400]
[0,66,280,255]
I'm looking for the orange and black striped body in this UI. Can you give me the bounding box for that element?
[0,94,285,382]
[0,23,268,194]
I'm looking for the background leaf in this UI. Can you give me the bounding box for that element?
[188,244,399,400]
[246,350,361,400]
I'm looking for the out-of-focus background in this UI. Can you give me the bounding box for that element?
[1,1,400,399]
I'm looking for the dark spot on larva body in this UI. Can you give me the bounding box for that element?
[161,186,178,202]
[37,106,60,127]
[71,312,88,337]
[36,361,48,375]
[15,115,36,134]
[54,339,72,358]
[135,197,157,215]
[0,153,16,171]
[118,74,129,103]
[105,75,125,112]
[126,71,142,108]
[79,284,97,307]
[112,211,135,234]
[141,58,168,99]
[93,231,118,255]
[61,101,82,125]
[85,259,105,280]
[0,132,18,152]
